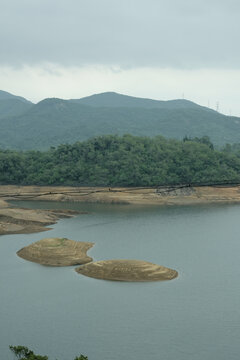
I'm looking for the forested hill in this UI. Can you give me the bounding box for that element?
[71,91,203,109]
[0,91,240,150]
[1,135,240,186]
[0,90,33,119]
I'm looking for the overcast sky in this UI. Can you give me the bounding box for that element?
[1,0,240,115]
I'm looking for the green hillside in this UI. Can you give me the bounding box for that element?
[0,92,240,150]
[0,90,33,119]
[1,135,239,186]
[0,98,33,119]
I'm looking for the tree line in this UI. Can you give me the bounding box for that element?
[9,345,87,360]
[1,134,240,187]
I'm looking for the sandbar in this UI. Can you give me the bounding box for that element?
[17,237,94,266]
[75,259,178,282]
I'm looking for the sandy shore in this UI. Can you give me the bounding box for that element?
[0,197,84,236]
[1,184,240,236]
[1,184,240,205]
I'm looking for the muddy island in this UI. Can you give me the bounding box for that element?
[75,259,178,282]
[17,237,94,266]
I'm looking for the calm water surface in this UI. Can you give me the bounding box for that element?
[1,201,240,360]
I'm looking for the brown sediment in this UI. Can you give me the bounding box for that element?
[1,190,180,281]
[1,185,240,236]
[17,237,94,266]
[75,259,178,282]
[0,197,85,236]
[1,184,240,206]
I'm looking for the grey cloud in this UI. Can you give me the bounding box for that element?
[1,0,240,68]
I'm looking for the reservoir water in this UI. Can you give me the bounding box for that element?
[1,201,240,360]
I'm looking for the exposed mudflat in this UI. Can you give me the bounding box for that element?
[75,259,178,282]
[17,237,94,266]
[1,184,240,206]
[0,197,85,236]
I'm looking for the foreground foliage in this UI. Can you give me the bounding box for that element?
[9,346,88,360]
[1,135,240,186]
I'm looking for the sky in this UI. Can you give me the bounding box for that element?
[1,0,240,115]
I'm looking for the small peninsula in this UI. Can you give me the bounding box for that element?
[0,197,86,236]
[75,259,178,282]
[17,237,94,266]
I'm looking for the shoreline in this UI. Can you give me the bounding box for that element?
[0,197,84,236]
[1,184,240,205]
[1,184,240,236]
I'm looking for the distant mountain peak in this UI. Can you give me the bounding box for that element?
[70,91,207,111]
[0,90,32,104]
[36,97,67,105]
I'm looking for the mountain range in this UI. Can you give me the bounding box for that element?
[0,90,240,150]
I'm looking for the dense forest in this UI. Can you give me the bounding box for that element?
[1,135,240,186]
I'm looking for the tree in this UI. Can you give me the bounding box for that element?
[2,134,240,187]
[9,346,48,360]
[9,346,88,360]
